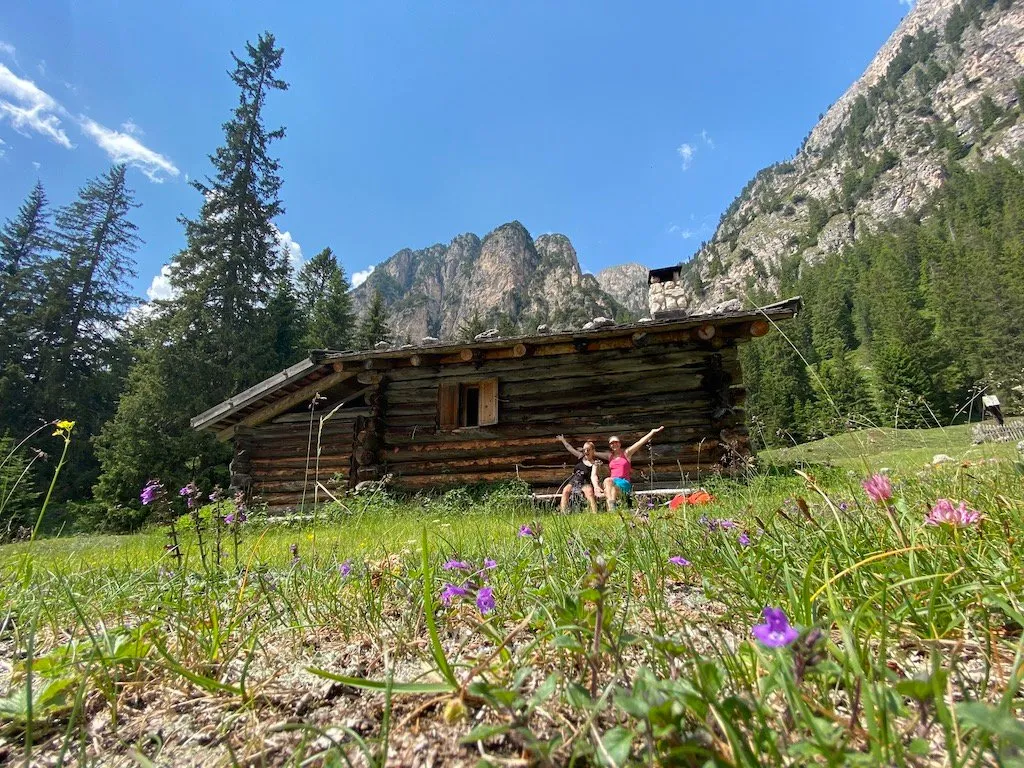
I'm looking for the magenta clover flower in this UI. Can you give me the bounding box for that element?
[925,499,981,528]
[668,556,691,567]
[752,607,799,648]
[440,583,468,605]
[861,473,893,503]
[476,586,495,614]
[442,559,471,571]
[140,480,163,506]
[518,525,534,537]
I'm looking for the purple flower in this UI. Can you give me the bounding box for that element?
[738,532,751,547]
[209,486,224,503]
[440,583,468,605]
[518,525,534,537]
[290,543,300,565]
[838,501,850,512]
[443,559,471,571]
[925,499,981,528]
[339,560,352,577]
[224,509,247,525]
[752,607,799,648]
[140,480,163,506]
[862,474,892,503]
[720,519,738,530]
[483,558,497,570]
[701,516,738,532]
[179,482,201,509]
[668,556,691,567]
[476,586,495,614]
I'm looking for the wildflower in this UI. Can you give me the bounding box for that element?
[179,482,200,509]
[483,558,497,570]
[738,532,751,547]
[752,607,799,648]
[209,486,224,503]
[290,543,300,565]
[339,560,352,577]
[838,501,850,512]
[476,586,495,614]
[668,555,691,567]
[140,480,163,506]
[52,419,75,437]
[440,583,468,605]
[442,559,471,571]
[925,499,981,528]
[518,525,534,537]
[224,509,247,525]
[861,474,892,503]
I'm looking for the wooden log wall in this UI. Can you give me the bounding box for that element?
[379,341,749,492]
[236,412,359,512]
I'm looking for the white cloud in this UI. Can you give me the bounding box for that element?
[701,129,715,149]
[0,42,15,62]
[0,62,72,148]
[146,264,176,301]
[275,228,304,273]
[667,223,695,239]
[676,142,695,170]
[898,0,915,7]
[351,265,375,288]
[0,136,5,157]
[79,118,179,183]
[121,118,142,136]
[31,160,39,170]
[37,59,46,77]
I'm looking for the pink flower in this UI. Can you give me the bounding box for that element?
[925,499,981,528]
[668,556,691,567]
[861,474,892,503]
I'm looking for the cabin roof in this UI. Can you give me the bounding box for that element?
[190,296,801,435]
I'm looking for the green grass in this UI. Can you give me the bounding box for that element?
[763,422,1021,473]
[2,430,1024,765]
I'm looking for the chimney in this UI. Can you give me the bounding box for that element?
[647,266,686,317]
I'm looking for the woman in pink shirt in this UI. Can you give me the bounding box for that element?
[602,426,665,511]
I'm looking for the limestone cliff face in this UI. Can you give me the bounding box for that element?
[351,222,630,341]
[596,263,650,318]
[665,0,1024,313]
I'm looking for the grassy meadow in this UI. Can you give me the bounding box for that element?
[1,426,1024,766]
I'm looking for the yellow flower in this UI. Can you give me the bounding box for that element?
[52,419,76,436]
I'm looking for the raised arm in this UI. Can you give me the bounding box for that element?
[556,434,582,459]
[625,426,665,459]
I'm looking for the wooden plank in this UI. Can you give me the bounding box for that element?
[478,379,498,426]
[217,369,358,442]
[437,382,458,431]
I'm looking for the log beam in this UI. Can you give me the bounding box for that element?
[216,369,357,441]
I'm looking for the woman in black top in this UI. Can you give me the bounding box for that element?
[555,435,605,513]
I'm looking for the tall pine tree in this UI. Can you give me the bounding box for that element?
[96,33,290,516]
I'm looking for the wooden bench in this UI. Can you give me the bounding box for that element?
[531,487,694,505]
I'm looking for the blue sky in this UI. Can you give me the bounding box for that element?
[0,1,909,301]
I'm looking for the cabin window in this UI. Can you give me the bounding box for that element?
[438,379,498,430]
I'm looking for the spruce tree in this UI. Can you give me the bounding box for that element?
[168,31,289,392]
[458,310,487,342]
[357,290,391,348]
[0,182,52,434]
[298,248,354,349]
[96,33,289,514]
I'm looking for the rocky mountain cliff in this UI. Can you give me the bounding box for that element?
[596,263,650,318]
[351,222,634,341]
[672,0,1024,310]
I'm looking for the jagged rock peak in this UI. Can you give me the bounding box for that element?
[352,222,634,341]
[597,263,650,318]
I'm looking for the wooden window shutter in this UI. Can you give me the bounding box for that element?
[478,379,498,426]
[438,382,459,431]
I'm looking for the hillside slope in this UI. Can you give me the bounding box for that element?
[675,0,1024,309]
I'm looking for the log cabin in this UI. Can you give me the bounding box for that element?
[191,286,800,513]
